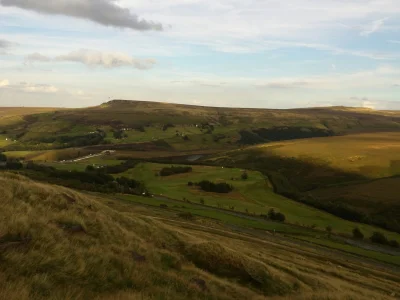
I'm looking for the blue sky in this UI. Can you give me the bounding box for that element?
[0,0,400,109]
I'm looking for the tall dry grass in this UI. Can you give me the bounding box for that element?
[0,172,399,300]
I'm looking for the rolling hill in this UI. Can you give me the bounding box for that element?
[1,100,400,234]
[1,100,400,152]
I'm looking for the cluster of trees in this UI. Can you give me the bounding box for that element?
[116,176,148,195]
[343,227,399,248]
[0,153,23,170]
[38,130,107,148]
[112,129,128,139]
[261,209,286,222]
[105,160,139,174]
[28,162,114,184]
[24,162,148,196]
[253,126,334,142]
[199,123,214,134]
[134,125,146,132]
[191,180,233,193]
[296,194,400,234]
[160,166,192,176]
[369,231,399,248]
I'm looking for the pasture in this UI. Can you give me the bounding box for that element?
[253,132,400,178]
[121,162,400,242]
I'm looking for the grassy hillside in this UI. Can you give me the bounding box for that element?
[1,172,399,299]
[205,132,400,233]
[253,132,400,178]
[29,159,400,255]
[1,100,399,151]
[121,162,400,242]
[0,107,60,127]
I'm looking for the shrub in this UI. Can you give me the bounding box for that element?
[86,165,95,172]
[106,160,139,174]
[370,232,388,245]
[113,130,124,139]
[268,209,276,220]
[6,160,23,170]
[177,212,194,220]
[241,172,248,180]
[162,123,175,131]
[160,166,192,176]
[199,198,205,205]
[275,212,286,222]
[188,181,194,186]
[160,204,168,209]
[352,227,364,240]
[134,125,145,132]
[267,209,286,222]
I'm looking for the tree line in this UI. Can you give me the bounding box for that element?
[188,180,233,193]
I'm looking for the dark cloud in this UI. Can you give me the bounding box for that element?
[0,0,163,31]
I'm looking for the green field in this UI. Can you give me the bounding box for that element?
[0,134,13,147]
[206,132,400,233]
[121,162,400,242]
[115,193,400,266]
[3,150,43,159]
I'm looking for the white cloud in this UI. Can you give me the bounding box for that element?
[25,52,51,62]
[0,39,12,49]
[56,49,156,69]
[0,38,15,55]
[0,79,10,87]
[20,82,59,93]
[254,81,310,89]
[3,81,59,93]
[360,18,387,36]
[251,65,400,90]
[388,40,400,44]
[24,49,156,70]
[190,39,398,59]
[0,0,163,31]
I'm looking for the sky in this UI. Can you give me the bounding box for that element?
[0,0,400,109]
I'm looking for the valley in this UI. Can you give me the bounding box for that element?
[1,100,400,299]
